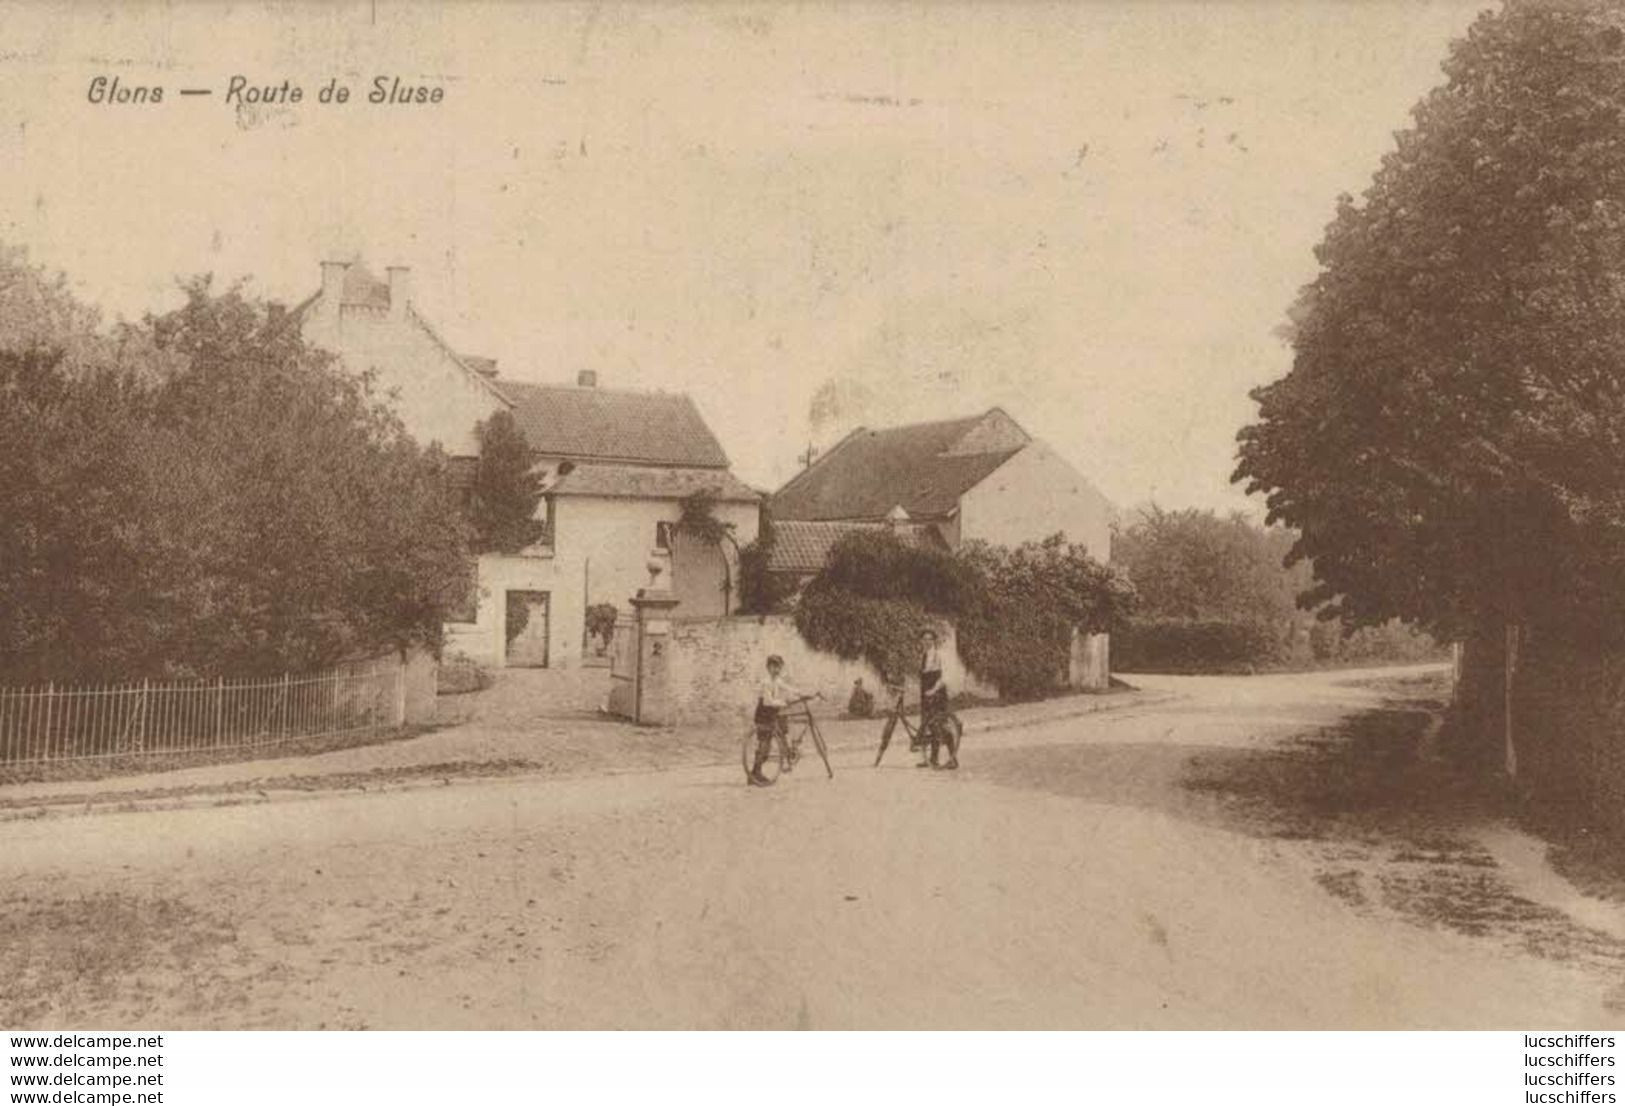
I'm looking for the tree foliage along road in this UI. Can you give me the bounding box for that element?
[1234,2,1625,647]
[0,254,473,684]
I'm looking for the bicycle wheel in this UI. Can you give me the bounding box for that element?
[807,717,834,779]
[742,724,782,784]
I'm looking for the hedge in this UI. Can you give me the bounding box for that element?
[1112,617,1285,674]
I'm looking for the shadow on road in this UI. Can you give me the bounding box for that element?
[975,682,1625,994]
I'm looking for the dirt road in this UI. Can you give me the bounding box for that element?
[4,667,1622,1029]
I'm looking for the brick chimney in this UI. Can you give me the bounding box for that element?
[386,265,411,319]
[577,369,598,388]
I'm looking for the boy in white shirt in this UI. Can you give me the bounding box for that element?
[749,655,814,786]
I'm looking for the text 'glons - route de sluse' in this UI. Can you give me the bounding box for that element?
[85,75,444,106]
[1525,1034,1618,1105]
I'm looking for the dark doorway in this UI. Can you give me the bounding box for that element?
[505,590,551,668]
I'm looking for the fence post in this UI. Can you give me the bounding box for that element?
[393,655,407,728]
[281,672,292,738]
[138,679,149,752]
[43,683,54,763]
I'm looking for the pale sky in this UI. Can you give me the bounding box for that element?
[0,1,1491,511]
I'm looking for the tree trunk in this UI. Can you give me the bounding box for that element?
[1446,615,1509,773]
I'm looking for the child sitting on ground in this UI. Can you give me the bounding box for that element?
[847,677,875,719]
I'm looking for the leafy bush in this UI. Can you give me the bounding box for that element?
[738,539,792,613]
[793,588,934,684]
[674,491,733,546]
[585,603,619,654]
[792,530,971,681]
[437,652,493,695]
[957,535,1136,699]
[1112,618,1285,674]
[793,529,1133,700]
[1307,618,1447,666]
[812,529,978,613]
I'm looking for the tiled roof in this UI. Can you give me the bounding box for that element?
[770,410,1028,521]
[767,519,948,575]
[547,462,760,503]
[503,381,731,468]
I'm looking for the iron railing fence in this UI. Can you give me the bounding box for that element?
[0,659,405,767]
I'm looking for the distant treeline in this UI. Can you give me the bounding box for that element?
[1111,507,1445,674]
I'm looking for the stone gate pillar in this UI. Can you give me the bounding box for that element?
[627,555,681,725]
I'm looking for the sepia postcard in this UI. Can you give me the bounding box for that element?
[1,1,1623,1049]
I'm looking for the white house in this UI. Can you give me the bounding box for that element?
[296,259,760,668]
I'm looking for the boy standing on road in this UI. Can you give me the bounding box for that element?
[749,655,814,786]
[919,628,957,770]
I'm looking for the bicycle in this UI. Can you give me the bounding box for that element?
[873,682,963,768]
[740,695,834,784]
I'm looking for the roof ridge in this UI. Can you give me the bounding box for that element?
[869,410,986,437]
[505,378,732,468]
[501,378,690,398]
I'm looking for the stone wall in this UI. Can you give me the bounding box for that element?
[401,646,439,725]
[666,615,995,723]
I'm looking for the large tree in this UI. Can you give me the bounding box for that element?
[0,266,473,684]
[1235,2,1625,650]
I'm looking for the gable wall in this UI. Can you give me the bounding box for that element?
[957,440,1112,562]
[303,303,503,457]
